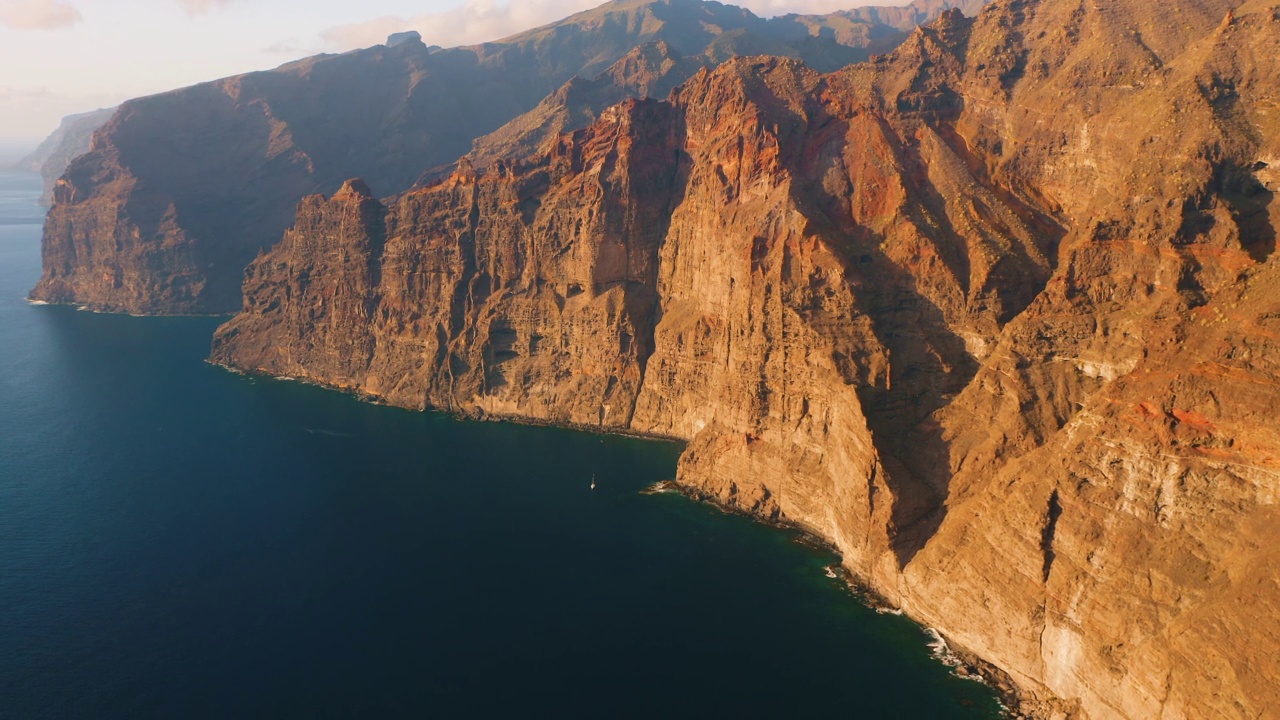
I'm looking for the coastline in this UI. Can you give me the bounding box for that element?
[214,357,1032,718]
[646,479,1028,719]
[207,359,691,445]
[11,145,1024,719]
[24,297,235,320]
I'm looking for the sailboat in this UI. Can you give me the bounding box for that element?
[590,474,597,491]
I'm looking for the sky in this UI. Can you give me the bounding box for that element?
[0,0,901,150]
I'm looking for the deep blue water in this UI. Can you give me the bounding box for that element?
[0,170,1001,718]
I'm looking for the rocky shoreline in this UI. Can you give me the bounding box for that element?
[214,357,1025,712]
[644,478,1032,719]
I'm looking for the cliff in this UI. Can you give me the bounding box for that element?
[16,107,115,205]
[213,0,1280,717]
[31,0,982,315]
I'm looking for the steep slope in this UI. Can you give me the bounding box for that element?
[213,0,1280,717]
[31,0,985,315]
[15,107,115,205]
[463,41,703,172]
[468,0,993,174]
[878,1,1280,716]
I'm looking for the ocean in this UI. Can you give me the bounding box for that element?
[0,170,1001,718]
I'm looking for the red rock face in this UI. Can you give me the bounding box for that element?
[216,1,1280,717]
[31,0,981,315]
[217,100,683,418]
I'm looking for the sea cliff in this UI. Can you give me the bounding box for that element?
[213,2,1280,717]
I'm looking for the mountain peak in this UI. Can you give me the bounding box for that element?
[386,31,422,48]
[333,178,374,199]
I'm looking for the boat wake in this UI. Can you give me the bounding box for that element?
[304,428,354,438]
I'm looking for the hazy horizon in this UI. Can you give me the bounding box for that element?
[0,138,40,165]
[0,0,915,145]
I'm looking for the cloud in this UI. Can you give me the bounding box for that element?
[0,0,82,29]
[177,0,234,16]
[262,39,305,55]
[319,0,913,52]
[0,86,53,101]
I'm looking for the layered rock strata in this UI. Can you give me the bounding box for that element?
[213,1,1280,716]
[32,0,982,315]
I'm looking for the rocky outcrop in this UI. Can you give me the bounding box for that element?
[386,31,422,48]
[32,0,986,314]
[213,1,1280,717]
[16,107,114,205]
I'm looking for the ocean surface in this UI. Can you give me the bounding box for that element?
[0,170,1002,718]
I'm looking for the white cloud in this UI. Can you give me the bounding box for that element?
[262,39,305,55]
[318,0,905,52]
[177,0,235,16]
[0,0,82,30]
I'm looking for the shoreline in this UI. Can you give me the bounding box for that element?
[218,358,1032,718]
[207,359,691,445]
[644,479,1027,719]
[24,297,235,319]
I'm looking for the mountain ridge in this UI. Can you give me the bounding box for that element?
[30,0,981,314]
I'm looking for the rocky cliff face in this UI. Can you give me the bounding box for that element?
[16,107,115,205]
[31,0,981,315]
[213,1,1280,717]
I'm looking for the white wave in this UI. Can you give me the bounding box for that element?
[926,629,995,685]
[926,628,963,668]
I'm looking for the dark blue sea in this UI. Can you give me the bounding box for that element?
[0,169,1002,718]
